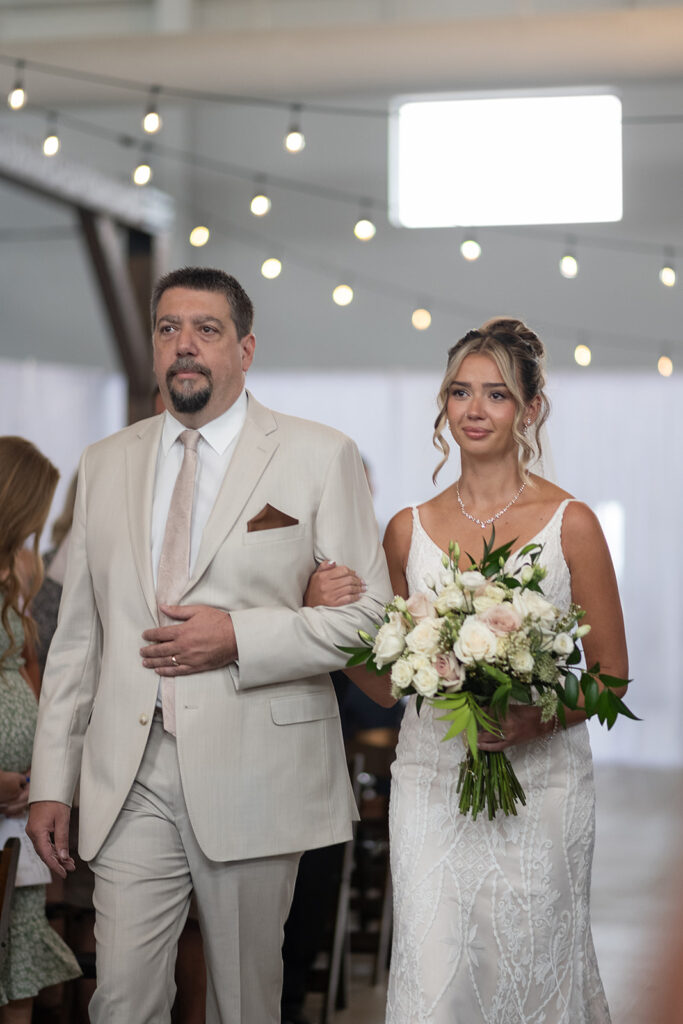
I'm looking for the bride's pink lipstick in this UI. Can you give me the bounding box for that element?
[463,428,490,439]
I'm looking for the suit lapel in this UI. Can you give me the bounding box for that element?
[186,393,280,591]
[125,416,164,622]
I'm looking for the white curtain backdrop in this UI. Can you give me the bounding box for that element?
[0,357,127,543]
[0,357,674,766]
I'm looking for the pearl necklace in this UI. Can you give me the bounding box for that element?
[456,480,526,529]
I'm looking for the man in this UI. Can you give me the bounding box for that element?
[27,267,391,1023]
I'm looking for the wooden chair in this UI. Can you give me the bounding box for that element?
[0,837,21,968]
[346,728,399,986]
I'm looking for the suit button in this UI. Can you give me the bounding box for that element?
[139,713,149,726]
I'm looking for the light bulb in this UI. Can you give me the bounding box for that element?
[460,239,481,261]
[250,193,271,217]
[354,218,376,241]
[8,86,25,111]
[43,133,60,157]
[332,284,353,306]
[143,110,162,134]
[261,258,282,280]
[560,254,579,279]
[284,129,305,154]
[658,355,673,377]
[659,265,676,287]
[132,162,152,186]
[189,226,210,247]
[574,344,591,366]
[411,308,432,331]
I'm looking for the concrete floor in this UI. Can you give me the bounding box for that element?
[310,763,683,1024]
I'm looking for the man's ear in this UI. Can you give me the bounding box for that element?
[241,333,256,371]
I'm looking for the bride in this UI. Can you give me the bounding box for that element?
[305,317,628,1023]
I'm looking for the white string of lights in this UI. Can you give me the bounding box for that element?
[1,54,680,375]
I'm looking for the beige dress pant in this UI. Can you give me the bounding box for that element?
[88,716,301,1024]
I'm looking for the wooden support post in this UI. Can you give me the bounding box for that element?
[78,210,155,424]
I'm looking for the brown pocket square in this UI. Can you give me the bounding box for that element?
[247,503,300,532]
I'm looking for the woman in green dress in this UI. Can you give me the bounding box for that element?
[0,436,81,1024]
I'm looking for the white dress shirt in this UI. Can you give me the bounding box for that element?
[151,389,248,585]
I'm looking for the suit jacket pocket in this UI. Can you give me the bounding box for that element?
[270,689,338,725]
[243,522,306,545]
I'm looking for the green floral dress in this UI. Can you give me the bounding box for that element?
[0,609,81,1005]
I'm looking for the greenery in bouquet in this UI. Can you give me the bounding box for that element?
[339,529,636,821]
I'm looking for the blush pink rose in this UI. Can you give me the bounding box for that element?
[479,603,523,636]
[405,592,435,621]
[434,652,466,691]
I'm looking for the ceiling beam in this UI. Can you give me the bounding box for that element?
[3,7,683,104]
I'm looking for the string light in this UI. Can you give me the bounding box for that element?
[142,86,162,134]
[354,217,376,241]
[659,248,676,287]
[332,284,353,306]
[261,258,282,279]
[250,192,271,217]
[560,236,579,278]
[7,60,26,110]
[132,159,152,186]
[354,202,376,241]
[658,355,673,377]
[189,225,210,247]
[284,105,305,154]
[460,237,481,261]
[574,343,592,366]
[42,112,60,156]
[560,254,579,279]
[411,308,432,330]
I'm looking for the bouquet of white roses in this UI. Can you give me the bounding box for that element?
[340,530,635,820]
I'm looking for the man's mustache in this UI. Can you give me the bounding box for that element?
[167,359,212,384]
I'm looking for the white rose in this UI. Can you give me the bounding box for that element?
[390,658,414,689]
[453,616,498,665]
[520,564,535,585]
[512,588,558,626]
[458,570,487,590]
[412,663,440,697]
[405,618,442,658]
[373,621,406,668]
[473,587,506,613]
[509,648,535,674]
[405,592,435,622]
[553,632,575,656]
[434,584,465,614]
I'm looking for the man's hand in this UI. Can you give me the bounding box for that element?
[140,604,238,675]
[26,801,75,879]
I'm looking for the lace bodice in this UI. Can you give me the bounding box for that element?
[386,498,610,1024]
[406,498,573,613]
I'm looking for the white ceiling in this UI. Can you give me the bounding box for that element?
[1,1,683,375]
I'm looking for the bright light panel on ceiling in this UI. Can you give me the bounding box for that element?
[389,92,622,228]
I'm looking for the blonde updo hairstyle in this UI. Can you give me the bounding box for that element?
[433,317,550,483]
[0,436,59,665]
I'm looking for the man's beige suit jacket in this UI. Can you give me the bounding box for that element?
[30,393,392,862]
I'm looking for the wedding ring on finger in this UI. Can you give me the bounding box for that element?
[171,655,179,667]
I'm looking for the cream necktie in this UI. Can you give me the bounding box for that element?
[157,428,200,735]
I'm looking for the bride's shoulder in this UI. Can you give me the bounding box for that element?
[528,474,573,504]
[384,506,415,547]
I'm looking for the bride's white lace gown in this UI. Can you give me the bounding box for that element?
[386,500,611,1024]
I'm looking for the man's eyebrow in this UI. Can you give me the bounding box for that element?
[157,314,223,325]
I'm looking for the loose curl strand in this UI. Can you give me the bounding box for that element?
[0,437,59,668]
[432,317,550,483]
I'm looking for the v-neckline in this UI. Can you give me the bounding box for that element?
[413,499,569,565]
